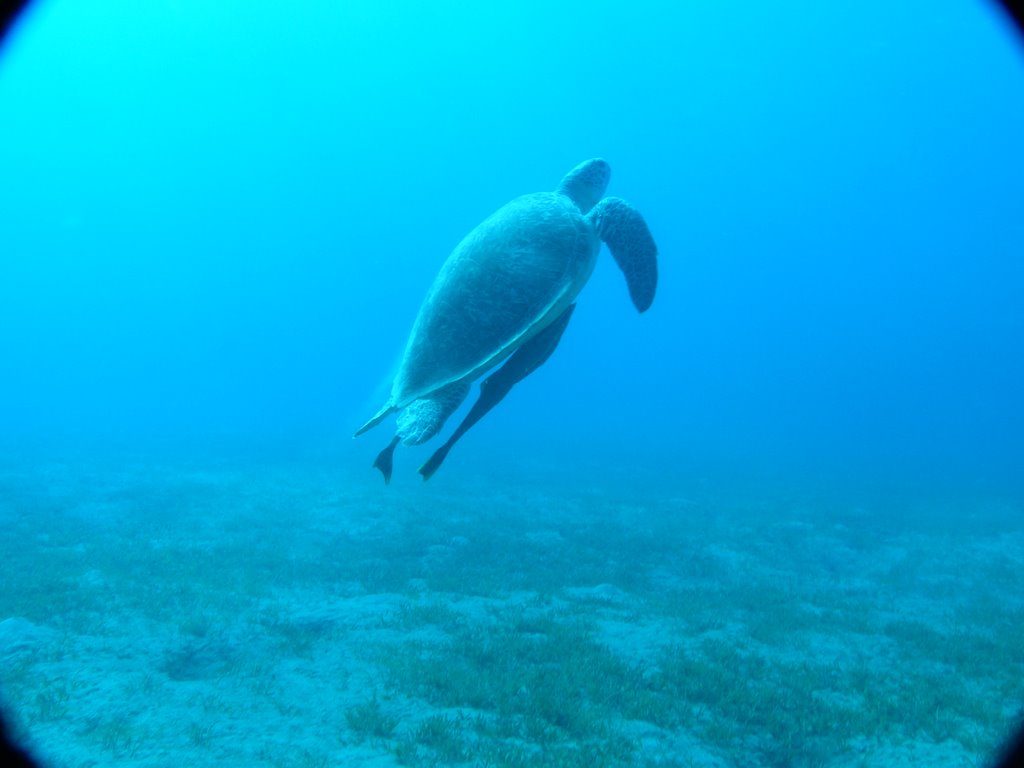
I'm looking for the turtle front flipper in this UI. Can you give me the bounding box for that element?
[419,304,577,481]
[587,197,658,312]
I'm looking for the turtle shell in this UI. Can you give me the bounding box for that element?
[391,191,599,407]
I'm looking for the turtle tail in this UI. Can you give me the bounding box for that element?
[587,197,658,313]
[354,403,395,437]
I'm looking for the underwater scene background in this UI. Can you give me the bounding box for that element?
[1,1,1022,766]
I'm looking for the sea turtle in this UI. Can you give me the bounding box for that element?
[355,158,658,482]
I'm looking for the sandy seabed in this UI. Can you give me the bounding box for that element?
[1,451,1021,767]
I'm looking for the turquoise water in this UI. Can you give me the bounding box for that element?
[1,1,1022,766]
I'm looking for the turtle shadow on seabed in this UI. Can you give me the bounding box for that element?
[353,158,658,483]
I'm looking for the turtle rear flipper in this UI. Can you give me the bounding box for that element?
[588,197,658,312]
[419,303,577,481]
[373,436,400,484]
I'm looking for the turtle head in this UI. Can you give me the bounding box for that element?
[556,158,611,215]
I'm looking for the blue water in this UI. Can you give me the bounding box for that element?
[1,1,1023,766]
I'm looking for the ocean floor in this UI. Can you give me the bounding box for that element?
[0,450,1022,767]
